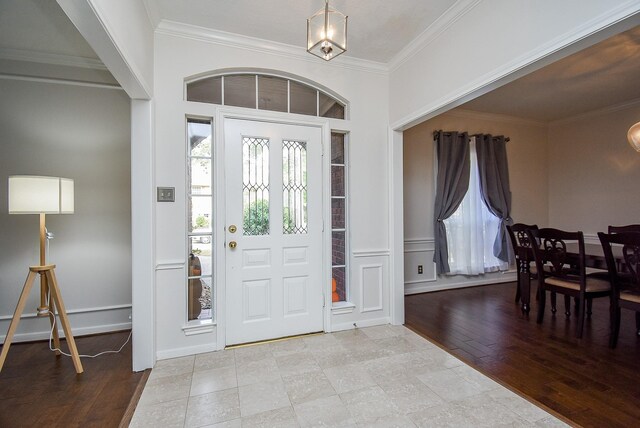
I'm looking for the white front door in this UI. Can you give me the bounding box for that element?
[224,118,324,345]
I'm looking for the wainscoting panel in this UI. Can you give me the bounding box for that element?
[360,264,383,313]
[404,238,437,286]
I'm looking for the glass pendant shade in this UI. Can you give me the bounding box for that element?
[628,121,640,152]
[307,0,347,61]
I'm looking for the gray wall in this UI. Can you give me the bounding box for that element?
[0,77,131,342]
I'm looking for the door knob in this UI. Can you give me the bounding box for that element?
[228,224,237,233]
[228,241,237,249]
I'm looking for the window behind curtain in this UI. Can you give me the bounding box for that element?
[443,137,508,275]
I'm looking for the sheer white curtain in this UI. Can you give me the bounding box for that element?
[443,137,508,275]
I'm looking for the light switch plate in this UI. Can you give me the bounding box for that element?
[157,187,175,202]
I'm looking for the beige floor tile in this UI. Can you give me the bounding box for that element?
[139,372,192,406]
[276,351,322,377]
[378,376,444,414]
[239,379,291,417]
[293,395,356,427]
[199,419,242,428]
[417,368,487,401]
[356,414,417,428]
[185,389,240,427]
[339,385,399,423]
[190,365,237,396]
[323,362,377,394]
[488,388,556,424]
[194,349,235,372]
[241,406,300,428]
[236,355,281,386]
[269,337,308,357]
[360,325,403,340]
[150,355,195,380]
[129,398,188,428]
[283,370,336,405]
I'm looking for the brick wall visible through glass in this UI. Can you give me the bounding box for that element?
[331,132,347,302]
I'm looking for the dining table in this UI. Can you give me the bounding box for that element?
[517,241,624,313]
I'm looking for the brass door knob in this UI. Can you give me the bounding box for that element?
[228,241,237,249]
[228,224,237,233]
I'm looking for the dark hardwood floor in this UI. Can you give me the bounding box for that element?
[0,330,147,428]
[406,282,640,428]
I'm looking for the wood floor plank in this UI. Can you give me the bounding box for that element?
[406,282,640,428]
[0,330,145,428]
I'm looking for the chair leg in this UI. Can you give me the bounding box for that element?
[587,298,593,318]
[635,312,640,336]
[551,292,557,314]
[611,307,621,348]
[537,289,546,324]
[564,295,571,317]
[576,294,586,339]
[515,273,521,304]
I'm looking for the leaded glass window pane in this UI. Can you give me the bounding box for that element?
[282,140,308,234]
[187,77,222,104]
[225,74,256,109]
[290,81,317,116]
[243,137,270,236]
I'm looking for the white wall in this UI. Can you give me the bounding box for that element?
[152,30,392,358]
[403,109,548,293]
[0,78,132,342]
[548,102,640,237]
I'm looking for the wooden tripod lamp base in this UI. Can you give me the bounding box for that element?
[0,264,83,374]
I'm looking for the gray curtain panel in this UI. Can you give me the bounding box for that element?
[433,131,470,274]
[475,134,512,262]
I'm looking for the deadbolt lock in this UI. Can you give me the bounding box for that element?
[228,241,237,249]
[228,224,237,233]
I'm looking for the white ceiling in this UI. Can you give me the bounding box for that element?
[145,0,458,63]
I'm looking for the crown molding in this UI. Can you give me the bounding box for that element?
[388,0,482,72]
[0,73,122,90]
[155,20,389,75]
[550,97,640,126]
[444,108,548,128]
[0,47,106,70]
[141,0,161,29]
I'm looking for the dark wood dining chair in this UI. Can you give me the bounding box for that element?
[598,231,640,348]
[528,228,611,338]
[609,224,640,233]
[507,223,539,313]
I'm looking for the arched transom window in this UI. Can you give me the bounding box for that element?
[186,72,347,120]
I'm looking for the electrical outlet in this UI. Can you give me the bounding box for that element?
[418,265,423,274]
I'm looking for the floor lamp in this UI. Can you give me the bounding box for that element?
[0,176,83,374]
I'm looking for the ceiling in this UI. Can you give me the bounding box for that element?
[1,1,638,124]
[145,0,457,63]
[459,26,640,123]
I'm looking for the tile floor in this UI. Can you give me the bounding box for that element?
[130,326,566,427]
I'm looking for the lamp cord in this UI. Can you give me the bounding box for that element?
[46,291,132,359]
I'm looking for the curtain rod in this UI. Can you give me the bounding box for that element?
[433,130,510,142]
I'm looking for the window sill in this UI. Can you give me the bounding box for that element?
[331,301,356,315]
[183,320,215,336]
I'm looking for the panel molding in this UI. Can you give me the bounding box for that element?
[331,316,391,332]
[360,263,384,313]
[405,272,517,295]
[156,341,218,361]
[155,260,185,270]
[353,249,390,258]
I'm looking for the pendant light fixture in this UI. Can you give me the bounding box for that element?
[628,121,640,152]
[307,0,348,61]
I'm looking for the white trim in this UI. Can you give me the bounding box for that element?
[1,322,132,344]
[156,20,389,75]
[141,0,161,29]
[584,233,600,245]
[156,342,218,361]
[388,0,482,72]
[405,273,517,295]
[0,73,122,90]
[0,47,107,70]
[0,303,132,321]
[331,301,356,315]
[155,260,186,270]
[182,323,215,336]
[550,97,640,126]
[444,108,548,128]
[331,317,390,332]
[352,249,390,258]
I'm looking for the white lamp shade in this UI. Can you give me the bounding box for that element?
[8,176,74,214]
[628,121,640,152]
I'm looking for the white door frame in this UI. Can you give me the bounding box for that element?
[214,107,333,349]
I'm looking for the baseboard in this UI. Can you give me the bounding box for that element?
[330,316,391,332]
[0,321,132,343]
[404,272,516,295]
[156,342,218,361]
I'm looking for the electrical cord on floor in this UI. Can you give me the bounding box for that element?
[46,291,132,358]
